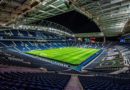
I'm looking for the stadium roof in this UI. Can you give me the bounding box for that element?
[16,0,73,25]
[46,11,101,33]
[70,0,130,37]
[0,0,130,37]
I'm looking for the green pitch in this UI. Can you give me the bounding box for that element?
[26,47,100,65]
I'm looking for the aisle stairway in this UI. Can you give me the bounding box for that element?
[65,75,83,90]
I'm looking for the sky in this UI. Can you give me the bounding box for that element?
[46,10,100,33]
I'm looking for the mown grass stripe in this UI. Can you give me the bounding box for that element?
[54,48,89,60]
[27,47,78,57]
[66,49,98,64]
[72,49,99,64]
[61,49,92,62]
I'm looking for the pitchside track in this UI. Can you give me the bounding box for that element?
[26,47,100,65]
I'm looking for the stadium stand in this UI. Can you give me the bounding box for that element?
[79,75,130,90]
[115,44,130,66]
[0,72,70,90]
[0,29,68,51]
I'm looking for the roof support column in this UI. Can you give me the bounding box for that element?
[103,36,106,43]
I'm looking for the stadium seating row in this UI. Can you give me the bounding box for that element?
[79,75,130,90]
[0,40,103,52]
[115,44,130,66]
[0,71,130,90]
[0,30,65,40]
[0,41,71,52]
[0,72,70,90]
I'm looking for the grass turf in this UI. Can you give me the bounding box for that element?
[26,47,100,65]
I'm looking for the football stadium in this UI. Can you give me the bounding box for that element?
[0,0,130,90]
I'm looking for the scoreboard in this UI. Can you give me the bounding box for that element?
[85,38,90,42]
[90,37,96,43]
[120,37,125,43]
[120,35,130,43]
[85,37,96,43]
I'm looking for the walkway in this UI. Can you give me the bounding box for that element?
[65,75,83,90]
